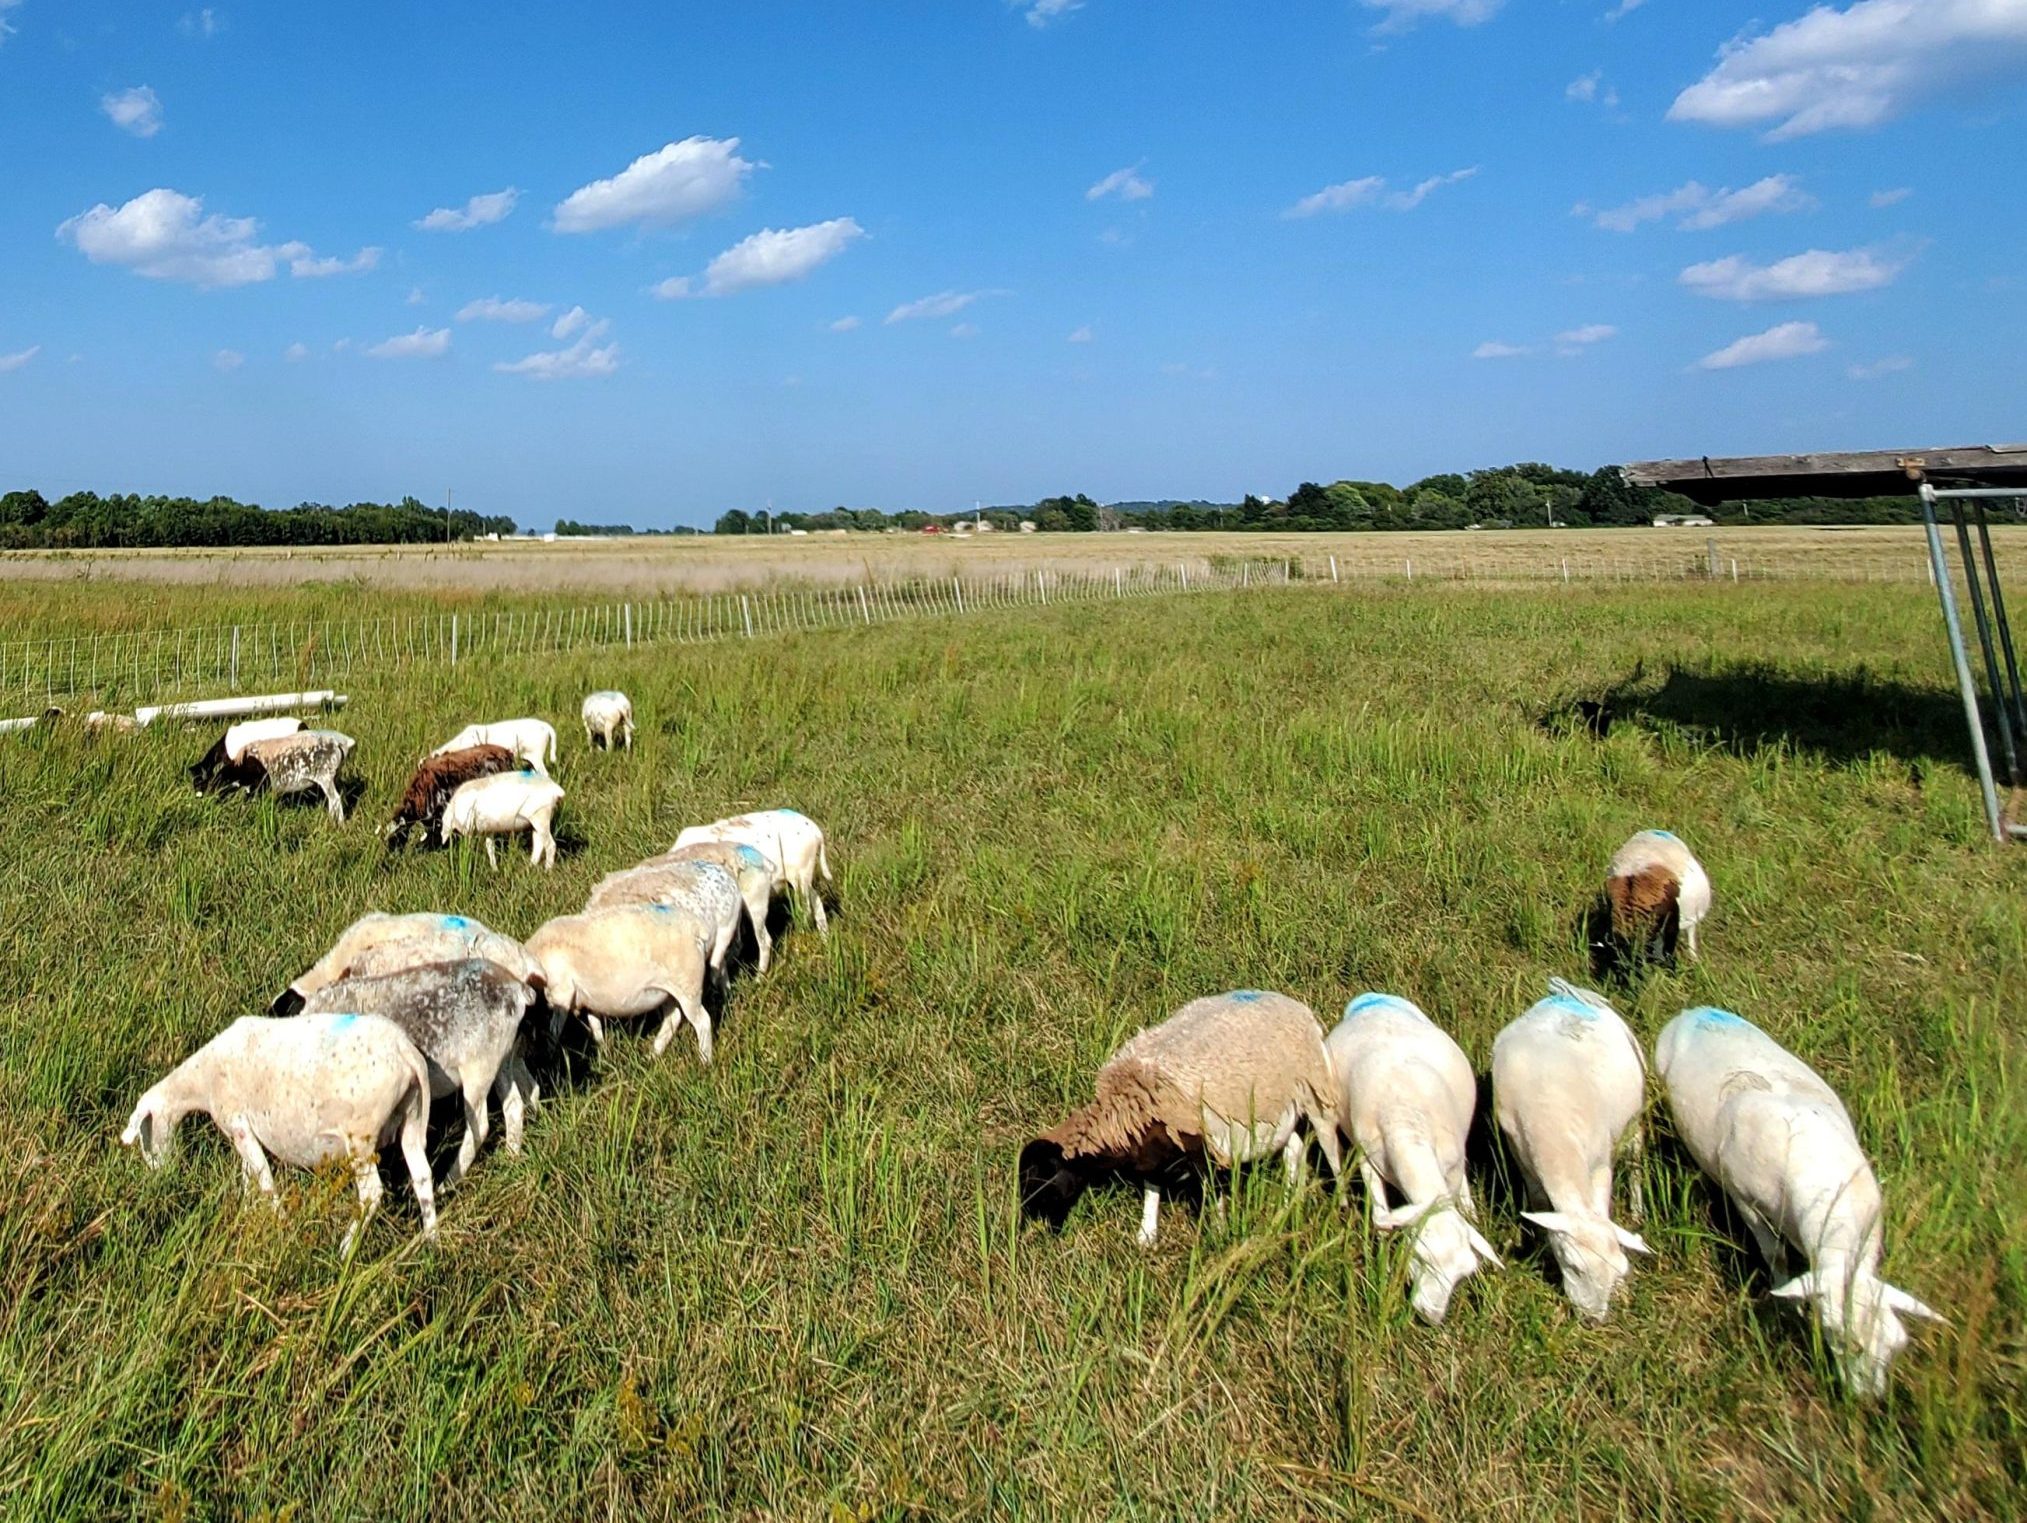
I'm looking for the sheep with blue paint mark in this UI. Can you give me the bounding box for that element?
[1326,992,1500,1324]
[658,840,779,972]
[1492,978,1651,1321]
[526,904,716,1062]
[271,910,542,1016]
[671,808,833,935]
[1656,1005,1944,1398]
[584,858,743,996]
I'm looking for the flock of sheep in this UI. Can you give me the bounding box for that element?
[1019,829,1943,1399]
[127,703,1938,1402]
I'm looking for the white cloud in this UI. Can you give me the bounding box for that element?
[213,348,243,371]
[552,137,756,234]
[406,286,425,305]
[1870,186,1912,207]
[1285,168,1475,217]
[178,9,222,36]
[1669,0,2027,141]
[367,326,451,360]
[0,345,40,373]
[1087,164,1153,202]
[283,341,308,363]
[1067,324,1094,343]
[58,188,304,287]
[1679,245,1909,301]
[494,333,620,380]
[1566,70,1619,107]
[1848,354,1913,379]
[1,0,23,48]
[415,187,519,233]
[1361,0,1504,31]
[949,322,980,339]
[1556,323,1618,345]
[1473,341,1529,359]
[828,315,862,332]
[458,295,551,323]
[888,289,987,323]
[551,305,589,339]
[102,86,164,138]
[1604,0,1645,19]
[673,216,864,297]
[1023,0,1083,26]
[1696,320,1829,370]
[290,246,380,279]
[1581,174,1814,233]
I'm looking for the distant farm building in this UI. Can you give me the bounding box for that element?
[1653,513,1717,528]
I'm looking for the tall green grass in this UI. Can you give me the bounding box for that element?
[0,582,2021,1518]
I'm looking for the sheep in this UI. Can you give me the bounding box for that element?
[1491,978,1652,1321]
[299,959,542,1183]
[441,770,565,869]
[581,690,634,750]
[671,808,832,934]
[119,1012,435,1256]
[583,858,742,995]
[1600,829,1712,967]
[1325,992,1501,1325]
[187,716,305,790]
[658,841,778,973]
[1655,1006,1943,1398]
[191,730,355,823]
[272,910,542,1016]
[525,905,716,1061]
[385,743,518,850]
[431,718,557,776]
[1019,990,1343,1248]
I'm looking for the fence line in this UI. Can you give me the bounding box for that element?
[0,543,1947,706]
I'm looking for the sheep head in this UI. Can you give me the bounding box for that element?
[1378,1199,1502,1325]
[1773,1269,1945,1399]
[1521,1210,1650,1322]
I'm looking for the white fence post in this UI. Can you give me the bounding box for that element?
[451,614,459,667]
[858,585,871,624]
[1329,555,1339,583]
[1180,563,1189,591]
[625,604,634,647]
[1114,567,1123,597]
[741,596,754,638]
[1561,557,1569,583]
[1405,559,1413,581]
[230,626,240,689]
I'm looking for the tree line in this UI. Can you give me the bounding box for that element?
[0,490,515,550]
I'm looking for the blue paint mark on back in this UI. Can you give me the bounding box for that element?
[440,914,471,931]
[1542,993,1600,1018]
[1648,829,1678,841]
[1690,1006,1749,1029]
[1225,989,1266,1003]
[1346,991,1413,1018]
[734,844,766,868]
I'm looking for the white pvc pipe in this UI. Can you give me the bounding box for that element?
[133,690,346,727]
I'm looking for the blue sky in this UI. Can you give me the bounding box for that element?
[3,1,2024,528]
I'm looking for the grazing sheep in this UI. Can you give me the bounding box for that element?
[584,858,742,994]
[1656,1006,1943,1398]
[119,1012,435,1256]
[1326,992,1501,1325]
[431,718,557,776]
[1601,829,1712,966]
[1492,978,1652,1321]
[657,841,778,973]
[385,744,518,850]
[273,910,542,1016]
[1019,990,1343,1248]
[192,730,355,823]
[300,959,542,1182]
[581,690,634,750]
[525,905,715,1061]
[187,717,305,790]
[671,808,832,934]
[441,770,565,869]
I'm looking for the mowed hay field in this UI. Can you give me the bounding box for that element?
[2,580,2023,1520]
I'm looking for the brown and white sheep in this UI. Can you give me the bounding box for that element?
[384,743,518,849]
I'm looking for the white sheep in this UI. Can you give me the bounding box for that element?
[1656,1006,1944,1398]
[119,1012,436,1256]
[442,770,565,869]
[584,858,742,995]
[273,910,542,1015]
[1325,992,1501,1324]
[1603,829,1712,965]
[1491,978,1651,1321]
[671,808,832,935]
[658,840,778,973]
[1019,990,1342,1248]
[223,716,305,761]
[431,718,558,776]
[581,690,634,751]
[526,904,716,1062]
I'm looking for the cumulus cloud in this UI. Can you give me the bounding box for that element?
[178,8,222,36]
[1669,0,2027,140]
[1022,0,1082,26]
[551,305,590,339]
[1870,186,1912,207]
[102,86,164,138]
[1696,320,1829,369]
[1580,174,1814,232]
[290,246,380,278]
[367,326,451,360]
[1087,164,1153,202]
[58,188,305,287]
[1473,341,1529,359]
[662,216,865,298]
[213,348,243,371]
[283,342,309,362]
[1361,0,1504,31]
[1566,70,1619,107]
[1067,324,1094,343]
[552,137,757,234]
[1285,167,1476,217]
[494,332,620,380]
[1848,354,1913,379]
[458,295,551,323]
[0,345,40,373]
[415,187,519,233]
[1679,245,1909,301]
[887,290,992,323]
[828,315,862,332]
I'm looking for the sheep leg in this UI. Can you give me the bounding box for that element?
[1740,1205,1788,1282]
[1624,1122,1646,1224]
[1312,1120,1345,1182]
[583,722,595,749]
[710,922,734,997]
[622,720,632,750]
[451,1072,491,1184]
[1136,1185,1161,1248]
[749,894,774,974]
[496,1052,538,1152]
[801,870,830,935]
[321,775,346,823]
[341,1147,383,1258]
[227,1120,279,1206]
[1359,1160,1392,1224]
[655,988,713,1064]
[1685,920,1700,961]
[1282,1132,1307,1189]
[484,836,499,869]
[401,1095,438,1240]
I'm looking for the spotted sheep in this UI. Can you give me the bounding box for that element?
[581,691,634,751]
[187,717,305,790]
[525,904,717,1062]
[271,910,543,1016]
[671,808,833,935]
[1492,978,1652,1322]
[1326,992,1501,1325]
[1020,990,1342,1248]
[583,858,743,995]
[191,729,356,823]
[1601,829,1712,967]
[431,718,557,777]
[1656,1005,1944,1398]
[441,769,565,869]
[119,1012,436,1257]
[658,841,779,972]
[385,743,518,850]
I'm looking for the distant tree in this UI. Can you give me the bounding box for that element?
[714,509,753,535]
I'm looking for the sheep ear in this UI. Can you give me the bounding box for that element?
[1520,1210,1576,1236]
[1884,1285,1947,1324]
[1772,1272,1819,1301]
[1466,1224,1504,1269]
[1615,1226,1654,1256]
[1375,1200,1430,1233]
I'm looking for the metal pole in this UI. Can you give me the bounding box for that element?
[1971,498,2027,742]
[625,603,634,648]
[230,626,240,690]
[1948,499,2017,784]
[451,614,459,667]
[741,596,753,638]
[1920,485,2005,840]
